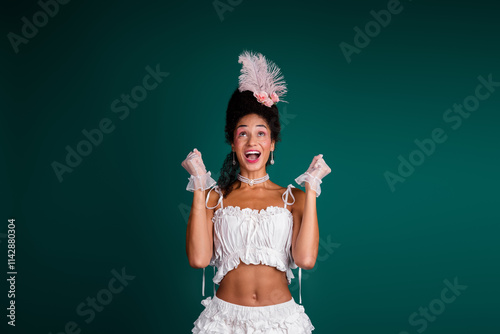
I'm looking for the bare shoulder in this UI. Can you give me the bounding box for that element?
[290,186,305,212]
[205,186,222,211]
[291,186,305,198]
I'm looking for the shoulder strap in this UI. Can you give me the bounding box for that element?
[299,267,302,304]
[282,184,296,209]
[205,185,223,210]
[283,183,301,303]
[201,266,217,298]
[203,186,221,298]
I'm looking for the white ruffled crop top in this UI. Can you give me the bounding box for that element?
[202,183,303,304]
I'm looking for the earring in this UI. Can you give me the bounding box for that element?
[271,150,274,165]
[232,151,236,165]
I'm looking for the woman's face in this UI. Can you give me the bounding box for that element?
[232,113,275,172]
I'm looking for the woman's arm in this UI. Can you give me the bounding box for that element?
[291,182,319,270]
[185,188,215,268]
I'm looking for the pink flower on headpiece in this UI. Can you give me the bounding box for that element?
[254,91,269,104]
[263,98,274,107]
[270,92,279,103]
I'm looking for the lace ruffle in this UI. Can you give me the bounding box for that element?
[211,205,297,286]
[192,296,315,333]
[210,247,295,285]
[213,205,292,219]
[186,171,217,192]
[294,173,322,197]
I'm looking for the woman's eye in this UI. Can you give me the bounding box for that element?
[238,131,266,137]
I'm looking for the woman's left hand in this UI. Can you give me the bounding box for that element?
[295,154,332,197]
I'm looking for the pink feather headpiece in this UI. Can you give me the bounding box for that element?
[237,50,288,107]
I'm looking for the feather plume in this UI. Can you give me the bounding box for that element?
[238,50,288,103]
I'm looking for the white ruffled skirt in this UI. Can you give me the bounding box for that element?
[192,295,315,333]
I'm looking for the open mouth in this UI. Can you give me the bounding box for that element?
[245,151,261,162]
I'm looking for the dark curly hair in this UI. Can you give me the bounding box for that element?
[217,88,282,198]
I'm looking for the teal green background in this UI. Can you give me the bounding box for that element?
[2,0,499,333]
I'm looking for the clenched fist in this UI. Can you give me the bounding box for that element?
[295,154,332,197]
[182,148,216,192]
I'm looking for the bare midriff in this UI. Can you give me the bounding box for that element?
[215,261,293,306]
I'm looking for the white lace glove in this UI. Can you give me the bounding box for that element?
[294,154,332,197]
[181,148,216,192]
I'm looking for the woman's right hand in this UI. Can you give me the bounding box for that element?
[182,148,208,177]
[182,148,216,192]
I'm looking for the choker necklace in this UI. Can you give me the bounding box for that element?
[237,173,269,186]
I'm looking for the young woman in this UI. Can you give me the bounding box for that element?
[182,50,331,333]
